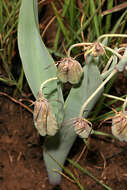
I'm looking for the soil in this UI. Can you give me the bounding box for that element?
[0,73,127,190]
[1,1,127,190]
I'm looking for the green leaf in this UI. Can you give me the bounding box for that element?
[18,0,56,98]
[43,61,104,184]
[18,0,63,118]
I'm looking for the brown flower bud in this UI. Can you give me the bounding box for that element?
[57,57,83,84]
[112,111,127,141]
[91,43,105,57]
[33,92,58,136]
[74,118,92,138]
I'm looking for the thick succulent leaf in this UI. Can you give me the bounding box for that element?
[43,62,104,184]
[18,0,63,118]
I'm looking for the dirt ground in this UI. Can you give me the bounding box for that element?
[1,2,127,189]
[0,73,127,190]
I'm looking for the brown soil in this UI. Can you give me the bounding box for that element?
[0,79,127,190]
[1,2,127,190]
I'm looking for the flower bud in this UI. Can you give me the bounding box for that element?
[91,43,104,56]
[33,92,58,136]
[57,57,83,84]
[74,118,92,138]
[112,111,127,141]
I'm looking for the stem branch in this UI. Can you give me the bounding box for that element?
[79,69,117,117]
[68,42,93,57]
[97,34,127,42]
[40,77,58,93]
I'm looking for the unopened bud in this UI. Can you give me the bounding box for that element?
[57,57,83,84]
[92,43,104,56]
[74,118,92,138]
[34,92,58,136]
[112,111,127,141]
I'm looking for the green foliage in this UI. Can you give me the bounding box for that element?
[18,0,63,123]
[68,159,112,190]
[17,0,127,189]
[43,62,103,184]
[48,0,127,56]
[0,0,22,92]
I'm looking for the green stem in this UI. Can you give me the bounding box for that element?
[97,34,127,42]
[92,130,115,139]
[103,93,125,102]
[68,42,93,57]
[79,69,117,117]
[68,41,122,59]
[122,96,127,112]
[40,77,58,93]
[103,46,122,59]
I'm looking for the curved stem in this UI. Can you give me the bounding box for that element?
[85,46,95,57]
[40,77,58,94]
[122,96,127,112]
[67,42,93,57]
[79,69,117,117]
[97,34,127,42]
[103,45,122,59]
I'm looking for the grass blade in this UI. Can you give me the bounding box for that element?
[72,0,105,42]
[51,1,70,43]
[68,159,112,190]
[68,0,75,30]
[54,0,70,50]
[105,0,113,33]
[45,151,85,190]
[111,9,127,34]
[0,0,4,35]
[90,0,100,38]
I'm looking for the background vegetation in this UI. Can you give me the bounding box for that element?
[0,0,127,189]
